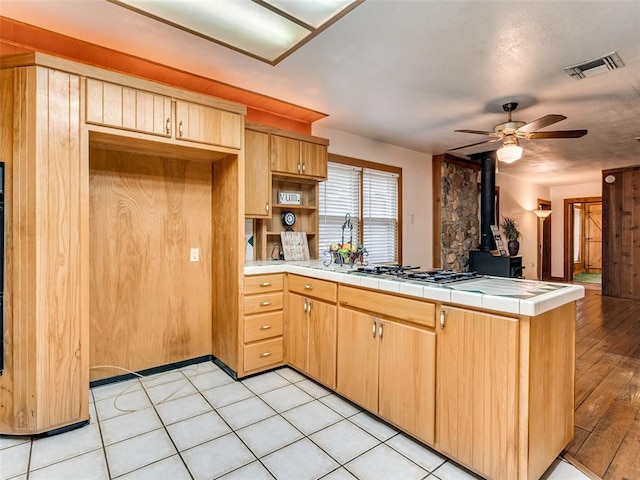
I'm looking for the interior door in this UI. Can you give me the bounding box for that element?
[584,202,602,273]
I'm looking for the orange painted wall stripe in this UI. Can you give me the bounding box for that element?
[0,17,328,134]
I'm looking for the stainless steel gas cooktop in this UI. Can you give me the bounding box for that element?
[349,265,482,285]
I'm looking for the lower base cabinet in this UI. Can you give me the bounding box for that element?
[337,307,436,445]
[436,306,518,480]
[286,292,337,389]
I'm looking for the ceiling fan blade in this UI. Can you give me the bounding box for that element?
[454,129,498,136]
[525,130,588,139]
[448,138,501,151]
[518,114,566,133]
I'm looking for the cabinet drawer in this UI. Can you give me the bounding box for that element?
[244,311,284,343]
[339,285,436,328]
[288,275,337,303]
[244,338,284,371]
[244,292,283,315]
[245,274,284,295]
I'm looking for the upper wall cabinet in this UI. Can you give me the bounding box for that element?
[270,134,328,180]
[86,79,173,137]
[175,100,242,149]
[85,79,243,151]
[245,129,272,218]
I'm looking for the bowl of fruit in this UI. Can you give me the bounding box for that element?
[325,241,368,267]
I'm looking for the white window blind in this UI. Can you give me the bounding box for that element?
[363,169,398,263]
[319,163,360,254]
[319,161,399,263]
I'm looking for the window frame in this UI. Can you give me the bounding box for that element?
[322,153,402,263]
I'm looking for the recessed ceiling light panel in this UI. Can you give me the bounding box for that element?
[110,0,363,64]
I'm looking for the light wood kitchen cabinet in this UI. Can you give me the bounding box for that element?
[175,100,242,149]
[337,286,436,444]
[242,274,285,375]
[245,129,272,218]
[286,275,337,389]
[270,134,328,180]
[0,64,87,434]
[436,306,518,480]
[85,78,173,137]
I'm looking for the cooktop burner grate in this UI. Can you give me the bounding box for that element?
[351,265,481,284]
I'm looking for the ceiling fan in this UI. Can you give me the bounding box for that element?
[449,102,587,163]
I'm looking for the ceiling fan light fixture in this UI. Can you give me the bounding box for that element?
[497,142,523,163]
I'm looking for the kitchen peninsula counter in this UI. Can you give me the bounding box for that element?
[243,260,582,480]
[244,260,585,316]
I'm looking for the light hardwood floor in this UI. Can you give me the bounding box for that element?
[563,285,640,480]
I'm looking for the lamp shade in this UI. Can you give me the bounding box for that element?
[497,143,523,163]
[534,209,552,219]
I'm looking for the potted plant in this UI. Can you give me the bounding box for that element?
[500,216,521,256]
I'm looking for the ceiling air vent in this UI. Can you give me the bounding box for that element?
[564,52,625,79]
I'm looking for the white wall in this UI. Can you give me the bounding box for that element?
[549,182,602,279]
[313,125,433,267]
[495,172,551,280]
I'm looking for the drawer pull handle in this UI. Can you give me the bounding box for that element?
[260,352,272,358]
[260,325,271,330]
[304,284,313,290]
[372,318,377,338]
[165,118,170,134]
[303,300,308,313]
[260,282,272,287]
[379,323,384,339]
[440,310,446,329]
[260,301,271,306]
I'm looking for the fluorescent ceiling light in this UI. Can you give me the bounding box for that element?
[110,0,363,65]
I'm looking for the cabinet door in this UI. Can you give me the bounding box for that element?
[175,100,242,149]
[286,293,308,372]
[307,299,337,389]
[336,308,378,412]
[436,307,518,480]
[378,321,435,445]
[301,142,328,179]
[245,130,271,217]
[86,78,172,137]
[270,135,301,175]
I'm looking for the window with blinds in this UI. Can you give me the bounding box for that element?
[319,160,400,263]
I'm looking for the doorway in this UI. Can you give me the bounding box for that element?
[564,196,602,282]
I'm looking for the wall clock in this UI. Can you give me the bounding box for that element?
[281,211,296,231]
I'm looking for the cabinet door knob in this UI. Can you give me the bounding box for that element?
[260,282,272,287]
[260,352,272,358]
[165,118,170,135]
[372,318,377,338]
[260,301,271,307]
[260,325,271,330]
[178,120,183,137]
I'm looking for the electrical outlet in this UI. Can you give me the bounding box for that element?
[410,214,415,224]
[190,248,199,262]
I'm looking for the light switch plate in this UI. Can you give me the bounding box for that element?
[190,248,199,262]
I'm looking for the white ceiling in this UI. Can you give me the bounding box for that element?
[3,0,639,186]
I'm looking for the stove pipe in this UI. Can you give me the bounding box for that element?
[470,151,497,251]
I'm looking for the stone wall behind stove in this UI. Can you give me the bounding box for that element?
[440,162,479,271]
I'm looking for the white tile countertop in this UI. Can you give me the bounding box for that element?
[244,260,585,317]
